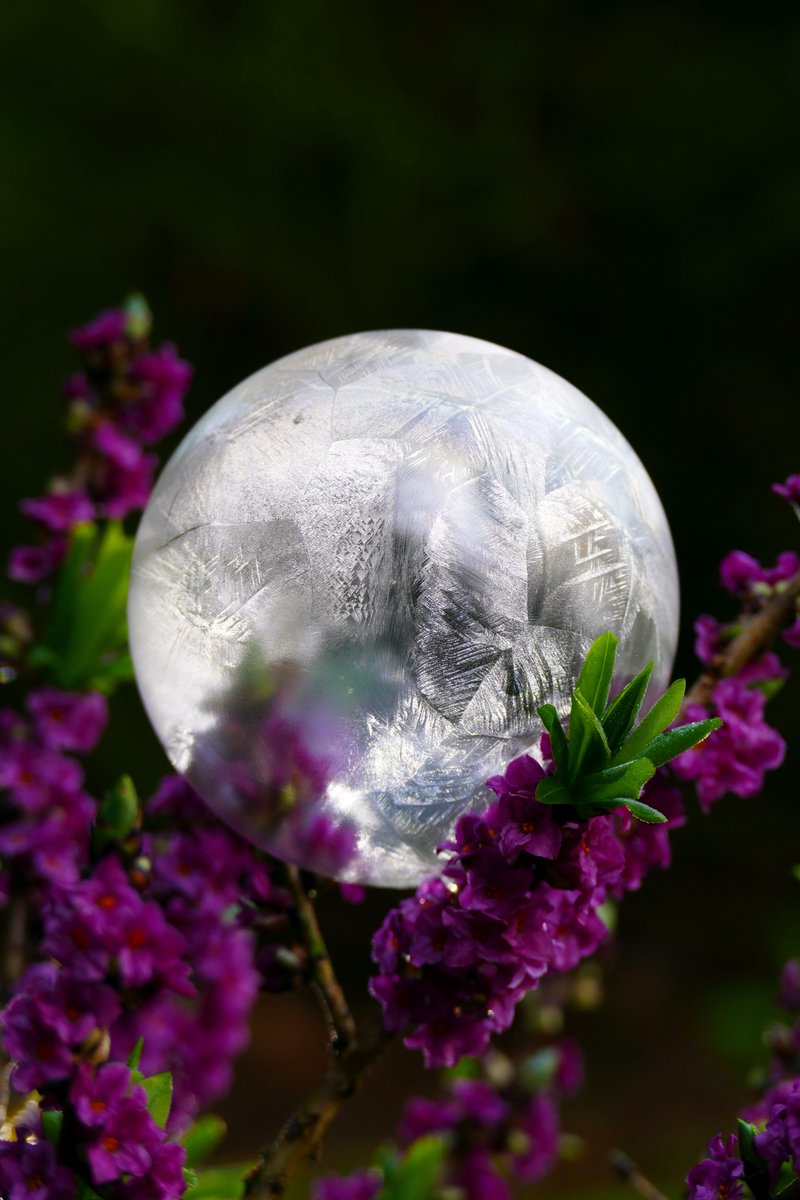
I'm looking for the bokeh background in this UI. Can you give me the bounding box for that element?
[2,2,800,1194]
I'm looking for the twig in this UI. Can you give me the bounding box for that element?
[611,1151,671,1200]
[686,571,800,708]
[286,865,357,1054]
[243,1010,389,1199]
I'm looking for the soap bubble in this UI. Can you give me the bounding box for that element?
[128,330,678,886]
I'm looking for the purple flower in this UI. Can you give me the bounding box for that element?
[70,1061,137,1127]
[773,474,800,507]
[674,679,785,809]
[720,550,765,595]
[495,790,561,861]
[0,1138,75,1200]
[779,961,800,1011]
[20,491,94,532]
[511,1093,560,1181]
[87,1095,162,1183]
[694,614,724,666]
[783,616,800,649]
[312,1169,383,1200]
[69,308,127,350]
[102,450,158,518]
[127,344,193,443]
[456,847,533,918]
[397,1095,456,1144]
[27,688,108,753]
[612,772,685,896]
[453,1152,511,1200]
[553,816,625,893]
[686,1133,744,1200]
[7,540,64,583]
[0,742,84,811]
[92,422,142,470]
[2,986,74,1092]
[121,1141,187,1200]
[452,1078,509,1126]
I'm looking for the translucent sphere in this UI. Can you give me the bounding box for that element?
[128,330,679,887]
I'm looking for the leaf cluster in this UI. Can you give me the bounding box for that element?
[536,632,721,824]
[29,521,134,692]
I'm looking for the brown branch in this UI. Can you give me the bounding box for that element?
[611,1151,671,1200]
[285,865,357,1054]
[686,571,800,708]
[242,1010,389,1199]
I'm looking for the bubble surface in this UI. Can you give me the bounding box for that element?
[128,330,679,886]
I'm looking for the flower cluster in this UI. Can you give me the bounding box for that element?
[314,1041,582,1200]
[685,954,800,1198]
[0,687,106,897]
[372,749,631,1067]
[673,493,800,809]
[8,300,192,585]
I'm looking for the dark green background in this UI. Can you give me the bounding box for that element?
[2,2,800,1194]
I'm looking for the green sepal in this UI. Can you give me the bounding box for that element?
[142,1071,172,1128]
[42,1109,63,1145]
[601,663,653,753]
[737,1118,771,1199]
[181,1114,227,1167]
[614,678,685,763]
[640,717,722,768]
[575,631,618,716]
[568,688,611,782]
[537,703,568,777]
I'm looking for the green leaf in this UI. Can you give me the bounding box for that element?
[184,1163,249,1199]
[75,1181,104,1200]
[642,717,722,768]
[615,797,668,824]
[40,521,134,692]
[576,758,656,805]
[537,703,568,776]
[601,663,653,753]
[535,776,574,807]
[738,1118,771,1199]
[576,632,618,716]
[41,1109,63,1145]
[385,1135,445,1200]
[568,688,611,782]
[142,1072,173,1128]
[181,1115,227,1167]
[615,678,686,762]
[97,775,140,841]
[127,1038,144,1072]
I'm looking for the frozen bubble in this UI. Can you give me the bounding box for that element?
[128,330,679,886]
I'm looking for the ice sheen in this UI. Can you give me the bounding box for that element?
[128,330,679,886]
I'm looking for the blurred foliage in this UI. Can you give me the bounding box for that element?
[2,2,800,1194]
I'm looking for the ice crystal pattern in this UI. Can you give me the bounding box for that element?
[128,331,679,886]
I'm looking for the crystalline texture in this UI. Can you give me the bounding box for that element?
[128,330,679,886]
